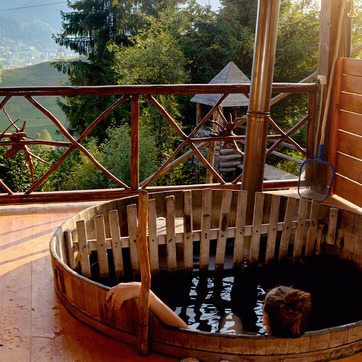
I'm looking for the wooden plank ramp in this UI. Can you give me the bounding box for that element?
[0,202,177,361]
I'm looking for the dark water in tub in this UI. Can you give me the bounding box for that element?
[150,255,362,334]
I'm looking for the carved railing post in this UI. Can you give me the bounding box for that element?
[131,95,140,191]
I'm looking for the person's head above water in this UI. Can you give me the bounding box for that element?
[263,286,312,338]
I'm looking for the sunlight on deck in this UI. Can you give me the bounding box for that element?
[0,203,177,361]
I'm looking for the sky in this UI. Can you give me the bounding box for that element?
[196,0,221,10]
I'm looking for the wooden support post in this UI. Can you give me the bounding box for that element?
[345,0,353,57]
[317,0,347,157]
[195,103,202,184]
[136,190,151,356]
[131,95,140,191]
[242,0,281,224]
[307,92,316,158]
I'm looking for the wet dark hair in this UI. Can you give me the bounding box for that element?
[264,286,312,338]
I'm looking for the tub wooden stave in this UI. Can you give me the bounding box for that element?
[50,190,362,361]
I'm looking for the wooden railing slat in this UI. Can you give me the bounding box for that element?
[0,83,316,97]
[58,230,68,264]
[148,199,159,275]
[232,190,247,268]
[74,218,311,254]
[215,190,233,270]
[305,200,320,256]
[165,195,177,273]
[293,198,309,262]
[278,197,297,261]
[64,229,76,270]
[199,189,212,272]
[250,192,265,264]
[108,209,124,279]
[316,224,325,254]
[183,191,193,273]
[0,80,317,204]
[326,207,339,245]
[66,190,336,277]
[94,214,110,279]
[127,204,140,275]
[265,195,281,264]
[76,220,91,278]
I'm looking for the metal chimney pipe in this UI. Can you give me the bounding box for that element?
[241,0,281,219]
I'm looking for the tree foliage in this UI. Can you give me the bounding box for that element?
[0,144,52,192]
[110,21,189,85]
[57,0,137,60]
[56,0,186,57]
[53,0,190,141]
[217,0,258,78]
[40,124,158,190]
[275,0,319,81]
[170,1,224,83]
[45,0,328,189]
[54,0,321,135]
[109,19,190,158]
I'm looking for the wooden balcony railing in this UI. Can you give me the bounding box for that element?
[0,83,317,204]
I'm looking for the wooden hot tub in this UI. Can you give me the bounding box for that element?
[50,190,362,361]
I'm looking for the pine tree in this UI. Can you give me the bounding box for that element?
[53,0,186,139]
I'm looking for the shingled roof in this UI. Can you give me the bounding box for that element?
[190,61,250,107]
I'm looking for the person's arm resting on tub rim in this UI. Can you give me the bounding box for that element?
[106,282,193,330]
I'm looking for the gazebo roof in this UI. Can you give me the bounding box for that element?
[190,61,250,107]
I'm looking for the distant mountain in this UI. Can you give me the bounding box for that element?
[0,1,73,68]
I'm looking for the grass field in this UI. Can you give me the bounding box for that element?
[0,60,69,140]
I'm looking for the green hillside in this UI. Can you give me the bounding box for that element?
[0,61,69,139]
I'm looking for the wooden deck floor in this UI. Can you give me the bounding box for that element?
[0,202,178,362]
[0,201,360,362]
